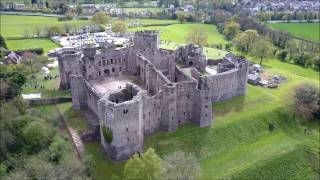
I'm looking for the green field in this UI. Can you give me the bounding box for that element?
[0,15,90,37]
[6,38,60,52]
[267,22,320,42]
[130,23,228,45]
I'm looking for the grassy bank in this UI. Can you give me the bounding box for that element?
[267,22,320,42]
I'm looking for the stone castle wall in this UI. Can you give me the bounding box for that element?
[57,30,249,161]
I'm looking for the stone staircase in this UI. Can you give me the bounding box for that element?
[69,128,85,155]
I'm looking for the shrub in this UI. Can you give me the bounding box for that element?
[79,16,88,20]
[102,126,113,144]
[276,49,288,61]
[293,84,320,121]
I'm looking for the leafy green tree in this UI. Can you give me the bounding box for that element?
[22,120,55,150]
[92,12,111,25]
[48,135,70,163]
[0,35,7,49]
[223,21,241,40]
[293,84,320,121]
[46,25,64,37]
[186,27,208,46]
[20,53,40,77]
[112,21,128,34]
[176,11,187,23]
[75,4,83,15]
[250,38,275,65]
[163,151,201,180]
[124,148,164,180]
[234,29,259,53]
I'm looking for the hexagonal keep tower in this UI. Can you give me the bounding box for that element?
[98,83,145,160]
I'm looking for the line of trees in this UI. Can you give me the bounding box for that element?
[256,11,320,22]
[123,148,202,180]
[220,16,320,70]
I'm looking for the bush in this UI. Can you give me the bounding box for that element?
[79,16,88,20]
[57,16,72,21]
[293,84,320,121]
[276,49,288,61]
[16,48,44,55]
[102,126,113,144]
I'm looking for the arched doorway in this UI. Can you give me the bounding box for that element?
[104,69,110,76]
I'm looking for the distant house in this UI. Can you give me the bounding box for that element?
[3,52,22,65]
[82,4,97,15]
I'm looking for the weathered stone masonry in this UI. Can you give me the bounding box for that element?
[57,30,249,161]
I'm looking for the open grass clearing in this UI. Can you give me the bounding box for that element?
[6,38,60,52]
[129,23,227,45]
[22,67,70,98]
[267,22,320,42]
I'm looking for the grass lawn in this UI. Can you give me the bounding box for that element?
[267,22,320,42]
[57,102,90,132]
[0,15,90,37]
[22,67,70,98]
[129,23,227,45]
[161,42,228,59]
[6,38,60,52]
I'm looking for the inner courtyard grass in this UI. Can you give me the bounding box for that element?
[267,22,320,42]
[6,38,60,52]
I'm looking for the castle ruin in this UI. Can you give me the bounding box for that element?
[57,31,249,161]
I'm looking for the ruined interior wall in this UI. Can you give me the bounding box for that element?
[86,87,100,116]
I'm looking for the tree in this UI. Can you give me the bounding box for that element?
[250,38,274,65]
[46,25,64,37]
[20,53,41,77]
[92,12,111,25]
[124,148,164,180]
[293,84,319,121]
[75,5,83,15]
[112,21,128,34]
[176,11,187,23]
[234,29,259,53]
[22,120,55,150]
[163,151,201,180]
[0,35,7,49]
[186,27,208,46]
[223,21,241,40]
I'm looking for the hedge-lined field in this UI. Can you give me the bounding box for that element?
[0,15,90,37]
[6,38,60,52]
[267,22,320,42]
